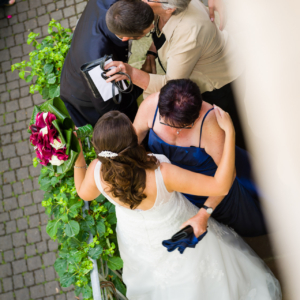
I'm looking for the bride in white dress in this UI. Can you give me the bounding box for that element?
[74,107,281,300]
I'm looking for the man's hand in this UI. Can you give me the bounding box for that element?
[141,55,157,74]
[180,209,209,238]
[104,61,132,83]
[208,0,227,31]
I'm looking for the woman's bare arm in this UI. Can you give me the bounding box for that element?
[133,92,159,144]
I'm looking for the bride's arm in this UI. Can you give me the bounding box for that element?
[74,143,101,201]
[162,106,235,197]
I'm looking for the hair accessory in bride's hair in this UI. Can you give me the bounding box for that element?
[98,151,118,158]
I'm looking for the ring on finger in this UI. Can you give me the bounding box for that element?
[119,66,122,72]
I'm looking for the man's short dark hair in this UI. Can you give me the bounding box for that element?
[106,0,154,37]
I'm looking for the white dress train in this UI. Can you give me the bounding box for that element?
[94,155,282,300]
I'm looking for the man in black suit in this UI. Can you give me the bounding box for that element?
[60,0,154,127]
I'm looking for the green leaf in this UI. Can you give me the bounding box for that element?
[88,244,103,259]
[96,222,106,237]
[39,176,53,191]
[95,194,106,203]
[25,75,33,83]
[42,87,49,99]
[65,220,80,237]
[68,202,82,218]
[47,73,56,84]
[107,256,123,270]
[54,257,68,277]
[82,285,92,299]
[113,277,127,296]
[50,176,59,187]
[60,272,75,287]
[107,213,117,225]
[61,214,68,223]
[29,105,41,127]
[49,84,60,98]
[46,219,61,239]
[44,63,54,74]
[68,250,84,264]
[76,124,93,139]
[19,71,25,79]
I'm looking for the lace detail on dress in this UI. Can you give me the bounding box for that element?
[197,256,225,282]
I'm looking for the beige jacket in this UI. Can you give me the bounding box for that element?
[144,0,243,97]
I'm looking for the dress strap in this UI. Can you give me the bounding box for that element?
[152,105,159,128]
[199,108,214,148]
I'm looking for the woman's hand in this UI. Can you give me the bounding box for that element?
[214,105,234,135]
[208,0,227,31]
[141,55,157,74]
[104,61,132,83]
[180,209,209,238]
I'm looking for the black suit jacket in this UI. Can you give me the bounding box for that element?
[60,0,142,126]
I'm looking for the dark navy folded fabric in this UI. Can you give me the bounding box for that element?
[162,231,207,254]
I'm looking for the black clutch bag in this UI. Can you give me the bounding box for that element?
[80,54,133,104]
[171,225,194,242]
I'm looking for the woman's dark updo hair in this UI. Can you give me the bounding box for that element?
[158,79,203,127]
[92,111,158,209]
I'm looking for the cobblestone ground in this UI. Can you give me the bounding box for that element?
[0,1,89,299]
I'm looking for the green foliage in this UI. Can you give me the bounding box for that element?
[41,141,124,299]
[11,19,72,100]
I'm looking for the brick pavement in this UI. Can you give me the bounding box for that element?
[0,1,88,299]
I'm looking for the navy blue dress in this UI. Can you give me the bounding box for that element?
[148,107,267,237]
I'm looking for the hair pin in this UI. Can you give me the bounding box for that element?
[98,151,118,158]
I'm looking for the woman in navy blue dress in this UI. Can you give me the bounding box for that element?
[134,79,267,238]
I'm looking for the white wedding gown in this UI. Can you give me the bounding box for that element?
[94,155,282,300]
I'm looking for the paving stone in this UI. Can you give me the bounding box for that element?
[43,252,56,267]
[47,3,56,12]
[0,38,5,50]
[18,193,32,207]
[10,208,23,220]
[60,19,69,29]
[12,232,27,247]
[24,271,34,287]
[5,100,19,113]
[16,167,29,181]
[30,284,45,299]
[32,92,44,105]
[14,246,25,259]
[7,80,19,91]
[0,211,10,222]
[38,203,45,213]
[18,12,28,23]
[0,124,13,135]
[19,95,33,109]
[24,18,38,31]
[45,297,55,300]
[20,86,29,97]
[33,177,40,190]
[0,18,8,28]
[10,88,20,100]
[42,0,52,4]
[22,128,31,140]
[3,277,13,292]
[32,190,44,204]
[37,6,46,15]
[12,259,27,275]
[3,185,12,198]
[16,110,27,121]
[4,197,18,212]
[2,61,12,72]
[37,14,50,27]
[44,266,55,281]
[0,263,12,278]
[5,112,15,124]
[21,154,32,167]
[48,240,59,252]
[0,73,7,84]
[29,165,42,178]
[5,36,15,48]
[17,1,29,13]
[23,44,34,56]
[3,171,16,184]
[29,0,42,9]
[16,140,30,157]
[56,294,66,300]
[17,217,28,231]
[0,49,10,61]
[66,291,76,300]
[12,131,22,143]
[13,23,25,35]
[45,281,60,296]
[0,292,14,300]
[0,83,6,93]
[14,120,27,131]
[27,9,37,19]
[51,10,63,21]
[5,220,17,234]
[0,223,5,235]
[41,224,50,241]
[23,179,33,193]
[15,287,30,300]
[34,269,45,284]
[0,91,9,102]
[4,250,14,262]
[26,244,36,256]
[27,256,42,271]
[13,274,24,289]
[27,227,41,243]
[0,160,9,172]
[0,235,13,252]
[63,6,76,18]
[56,0,65,9]
[29,215,40,228]
[10,45,23,59]
[6,69,20,82]
[10,157,21,169]
[76,2,86,14]
[2,144,16,159]
[36,241,47,253]
[24,204,38,216]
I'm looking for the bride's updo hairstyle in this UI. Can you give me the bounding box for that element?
[92,111,159,209]
[158,79,202,128]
